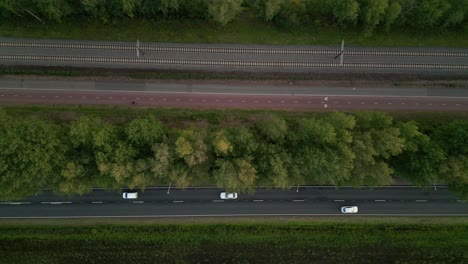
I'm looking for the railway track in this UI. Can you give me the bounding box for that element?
[1,39,468,73]
[1,40,467,57]
[1,54,467,70]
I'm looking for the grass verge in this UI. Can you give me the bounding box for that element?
[1,12,467,47]
[0,222,466,264]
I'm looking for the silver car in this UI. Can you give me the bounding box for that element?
[341,206,358,214]
[122,192,138,199]
[220,192,238,200]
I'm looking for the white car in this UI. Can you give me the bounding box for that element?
[122,192,138,199]
[220,192,238,200]
[341,206,358,214]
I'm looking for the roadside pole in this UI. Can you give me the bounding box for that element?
[167,182,172,195]
[136,39,139,58]
[340,39,344,66]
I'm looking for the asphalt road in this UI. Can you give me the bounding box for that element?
[1,38,468,74]
[1,79,468,111]
[1,186,466,218]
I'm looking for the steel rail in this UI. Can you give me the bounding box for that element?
[1,54,467,70]
[1,41,467,57]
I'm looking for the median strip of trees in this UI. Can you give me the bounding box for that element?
[0,107,466,200]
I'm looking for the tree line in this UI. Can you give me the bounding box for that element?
[0,108,466,200]
[0,0,467,32]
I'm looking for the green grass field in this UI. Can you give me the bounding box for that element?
[0,223,466,264]
[1,12,467,47]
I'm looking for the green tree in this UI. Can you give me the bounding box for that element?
[332,0,360,27]
[348,112,404,186]
[391,121,444,187]
[411,0,451,29]
[255,143,291,189]
[255,114,288,143]
[358,0,388,34]
[382,1,401,31]
[264,0,283,21]
[292,117,355,185]
[125,114,165,147]
[228,126,258,157]
[214,157,257,193]
[174,128,208,167]
[0,116,67,200]
[205,0,243,25]
[432,119,468,156]
[149,142,172,179]
[212,130,233,157]
[169,162,190,189]
[439,155,468,199]
[120,0,142,17]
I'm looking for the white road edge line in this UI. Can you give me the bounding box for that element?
[132,201,144,204]
[416,200,428,202]
[292,200,305,202]
[253,200,264,202]
[0,202,31,205]
[173,201,184,203]
[375,200,386,202]
[40,202,72,205]
[1,214,468,219]
[5,88,468,98]
[334,200,345,202]
[91,202,103,204]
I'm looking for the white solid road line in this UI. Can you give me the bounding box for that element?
[375,200,386,202]
[132,201,144,204]
[292,200,305,202]
[82,185,448,191]
[416,200,428,202]
[253,200,264,202]
[212,200,225,202]
[0,202,31,205]
[91,202,103,204]
[1,213,467,219]
[173,201,184,203]
[334,200,345,202]
[40,202,72,204]
[4,87,468,99]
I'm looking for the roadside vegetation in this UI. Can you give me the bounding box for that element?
[0,107,466,200]
[0,223,466,264]
[0,0,467,47]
